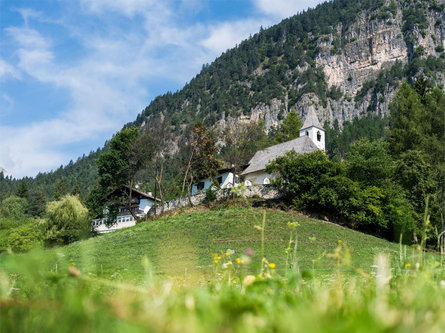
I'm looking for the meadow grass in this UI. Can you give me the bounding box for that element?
[9,208,412,283]
[1,207,444,332]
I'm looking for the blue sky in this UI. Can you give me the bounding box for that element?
[0,0,324,178]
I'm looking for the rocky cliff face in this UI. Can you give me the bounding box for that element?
[228,0,445,130]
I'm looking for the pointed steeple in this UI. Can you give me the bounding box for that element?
[299,109,325,150]
[300,109,323,130]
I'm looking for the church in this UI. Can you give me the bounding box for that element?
[241,109,325,185]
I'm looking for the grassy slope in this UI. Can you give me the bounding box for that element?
[46,207,406,283]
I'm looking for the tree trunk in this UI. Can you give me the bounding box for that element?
[181,149,194,203]
[187,174,194,206]
[155,162,165,214]
[440,214,445,254]
[126,182,139,221]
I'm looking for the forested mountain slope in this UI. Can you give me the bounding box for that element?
[131,0,445,133]
[1,0,444,200]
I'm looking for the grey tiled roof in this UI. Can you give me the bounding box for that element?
[241,136,319,175]
[301,109,323,130]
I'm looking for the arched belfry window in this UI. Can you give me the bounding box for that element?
[305,131,309,136]
[317,131,321,142]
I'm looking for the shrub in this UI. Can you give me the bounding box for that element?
[7,223,44,252]
[205,187,217,203]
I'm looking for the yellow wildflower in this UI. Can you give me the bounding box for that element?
[226,252,230,256]
[338,240,342,244]
[228,261,232,264]
[269,263,276,269]
[214,260,218,264]
[236,258,241,264]
[406,263,411,268]
[217,256,221,260]
[232,280,237,284]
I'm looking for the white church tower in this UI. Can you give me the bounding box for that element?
[299,109,325,150]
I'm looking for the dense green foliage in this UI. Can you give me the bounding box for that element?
[325,116,388,159]
[0,195,28,220]
[266,148,414,241]
[7,223,44,252]
[388,80,445,246]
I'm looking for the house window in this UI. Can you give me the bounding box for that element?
[317,131,321,142]
[197,181,205,191]
[217,176,223,185]
[306,131,309,136]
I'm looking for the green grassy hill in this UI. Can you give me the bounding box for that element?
[26,207,407,284]
[2,207,443,333]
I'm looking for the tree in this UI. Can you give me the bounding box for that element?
[91,127,151,221]
[221,120,270,185]
[389,79,445,248]
[28,190,47,218]
[16,180,29,200]
[181,123,222,202]
[71,183,82,197]
[274,110,303,144]
[0,195,28,221]
[45,195,90,245]
[139,118,172,214]
[53,178,68,201]
[266,150,341,208]
[345,139,394,187]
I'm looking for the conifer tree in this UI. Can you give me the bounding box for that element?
[275,110,303,144]
[16,180,29,200]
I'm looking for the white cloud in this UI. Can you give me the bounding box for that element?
[253,0,323,19]
[15,8,43,25]
[201,18,273,55]
[0,58,20,80]
[79,0,168,18]
[1,26,151,177]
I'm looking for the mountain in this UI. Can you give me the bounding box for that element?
[130,0,445,133]
[1,0,444,201]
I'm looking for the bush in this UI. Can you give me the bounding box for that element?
[205,187,217,203]
[7,223,44,252]
[45,195,90,245]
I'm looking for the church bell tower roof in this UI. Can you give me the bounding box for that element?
[300,109,323,130]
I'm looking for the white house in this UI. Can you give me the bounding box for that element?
[191,168,241,195]
[242,109,325,185]
[92,185,159,233]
